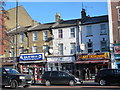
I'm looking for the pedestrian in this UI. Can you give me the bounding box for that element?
[86,68,91,80]
[76,71,79,78]
[81,68,86,80]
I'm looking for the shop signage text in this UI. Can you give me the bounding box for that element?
[19,53,44,61]
[77,52,109,60]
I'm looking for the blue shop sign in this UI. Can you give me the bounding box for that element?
[19,53,43,61]
[114,54,120,60]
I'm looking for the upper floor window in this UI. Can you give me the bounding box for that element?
[58,29,63,38]
[86,26,92,36]
[70,43,76,54]
[11,36,14,43]
[20,34,24,43]
[58,43,63,55]
[10,48,14,57]
[43,31,48,41]
[100,24,106,34]
[43,45,49,52]
[70,28,75,38]
[118,8,120,20]
[101,38,107,52]
[33,32,37,41]
[87,39,93,53]
[87,39,92,48]
[19,47,24,54]
[32,46,38,53]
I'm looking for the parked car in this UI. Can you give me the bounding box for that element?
[0,67,32,89]
[41,71,83,86]
[95,68,120,86]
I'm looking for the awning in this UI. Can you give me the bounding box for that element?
[75,60,109,64]
[19,60,46,63]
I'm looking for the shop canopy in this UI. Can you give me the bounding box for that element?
[75,60,109,64]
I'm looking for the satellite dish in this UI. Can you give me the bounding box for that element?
[49,49,53,54]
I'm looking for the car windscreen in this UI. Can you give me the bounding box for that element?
[4,68,19,74]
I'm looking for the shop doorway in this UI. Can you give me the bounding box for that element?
[22,65,45,84]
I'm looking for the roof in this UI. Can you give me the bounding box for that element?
[5,6,34,30]
[28,23,54,31]
[52,19,81,28]
[8,15,108,33]
[8,26,31,34]
[81,15,108,25]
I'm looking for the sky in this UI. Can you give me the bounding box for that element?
[4,2,108,24]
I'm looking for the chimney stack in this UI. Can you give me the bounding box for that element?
[81,8,87,19]
[55,13,60,23]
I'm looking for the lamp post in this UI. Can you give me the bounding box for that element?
[15,0,18,69]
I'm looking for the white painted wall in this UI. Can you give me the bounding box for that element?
[52,26,78,55]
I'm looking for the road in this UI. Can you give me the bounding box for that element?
[1,81,120,90]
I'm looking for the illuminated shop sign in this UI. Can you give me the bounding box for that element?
[19,53,44,61]
[77,52,109,60]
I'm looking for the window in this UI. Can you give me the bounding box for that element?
[101,38,107,52]
[86,26,92,36]
[32,46,38,53]
[88,49,93,53]
[70,28,75,38]
[33,32,37,41]
[118,8,120,20]
[10,48,14,57]
[70,43,76,54]
[87,39,93,53]
[58,29,63,38]
[43,45,49,52]
[19,47,24,54]
[11,36,14,43]
[43,31,48,41]
[59,72,69,77]
[58,43,63,55]
[87,42,92,48]
[100,24,106,34]
[20,34,24,43]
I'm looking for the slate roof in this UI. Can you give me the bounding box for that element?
[81,15,108,25]
[8,15,108,33]
[28,23,55,31]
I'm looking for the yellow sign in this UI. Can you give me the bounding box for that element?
[80,52,109,59]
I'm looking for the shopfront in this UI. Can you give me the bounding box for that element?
[75,52,110,80]
[19,53,46,84]
[46,55,75,74]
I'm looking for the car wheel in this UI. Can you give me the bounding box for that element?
[2,85,5,88]
[69,80,75,86]
[99,79,107,86]
[10,80,18,89]
[45,80,51,86]
[23,85,30,88]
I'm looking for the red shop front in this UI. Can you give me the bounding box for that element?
[75,52,110,80]
[19,53,46,84]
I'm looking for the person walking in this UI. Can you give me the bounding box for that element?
[81,68,86,80]
[86,68,91,80]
